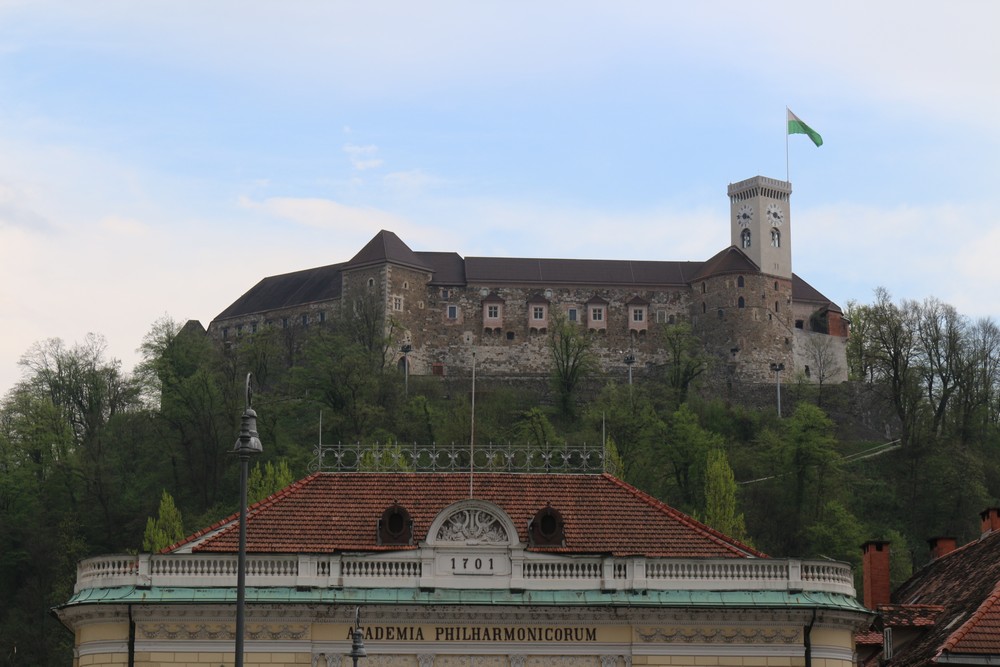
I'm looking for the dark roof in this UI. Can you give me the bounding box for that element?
[793,273,843,314]
[346,230,431,272]
[464,257,703,287]
[214,262,345,320]
[691,246,760,281]
[417,251,466,285]
[877,529,1000,666]
[171,472,765,559]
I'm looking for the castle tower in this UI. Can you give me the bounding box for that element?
[728,176,792,279]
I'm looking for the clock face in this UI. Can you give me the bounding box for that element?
[765,203,784,226]
[735,204,753,228]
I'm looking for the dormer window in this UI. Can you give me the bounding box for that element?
[586,295,608,331]
[627,296,648,334]
[528,294,549,333]
[378,504,413,546]
[529,505,565,547]
[482,293,504,333]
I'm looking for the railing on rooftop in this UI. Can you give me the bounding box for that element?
[308,441,620,475]
[74,552,856,598]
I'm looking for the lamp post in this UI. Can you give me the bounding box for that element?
[624,352,636,386]
[401,343,412,396]
[769,363,785,418]
[234,373,263,667]
[348,607,367,666]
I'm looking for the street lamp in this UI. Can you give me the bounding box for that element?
[401,343,412,396]
[234,373,263,667]
[624,352,636,386]
[769,363,785,418]
[348,607,367,666]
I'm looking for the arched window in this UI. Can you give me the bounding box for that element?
[741,229,752,248]
[701,282,706,294]
[702,302,706,314]
[737,275,745,288]
[738,296,745,309]
[771,228,781,247]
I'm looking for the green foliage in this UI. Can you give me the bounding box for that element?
[548,314,595,417]
[248,460,295,504]
[702,449,748,543]
[142,490,185,552]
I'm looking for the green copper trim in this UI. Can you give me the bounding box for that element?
[59,586,867,613]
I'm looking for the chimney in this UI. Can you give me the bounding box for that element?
[862,540,891,609]
[927,536,957,560]
[980,508,1000,536]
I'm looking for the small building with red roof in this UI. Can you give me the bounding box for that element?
[57,466,868,666]
[857,508,1000,667]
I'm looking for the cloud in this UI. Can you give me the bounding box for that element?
[238,195,407,234]
[99,215,149,236]
[343,144,383,171]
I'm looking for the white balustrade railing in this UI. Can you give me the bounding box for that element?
[75,552,856,597]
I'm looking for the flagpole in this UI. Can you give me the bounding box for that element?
[785,106,790,183]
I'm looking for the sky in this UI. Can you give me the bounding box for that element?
[1,1,999,396]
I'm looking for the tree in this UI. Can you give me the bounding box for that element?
[548,314,594,417]
[662,404,724,510]
[659,323,709,406]
[142,490,185,553]
[247,460,295,504]
[702,449,748,542]
[802,333,843,404]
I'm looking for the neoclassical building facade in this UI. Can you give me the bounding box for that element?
[206,176,848,385]
[57,467,868,666]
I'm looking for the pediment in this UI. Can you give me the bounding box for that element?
[425,500,521,547]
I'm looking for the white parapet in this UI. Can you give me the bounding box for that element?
[75,551,856,597]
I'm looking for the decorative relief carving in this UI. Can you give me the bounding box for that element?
[437,509,509,543]
[600,656,618,667]
[509,656,527,667]
[417,655,436,667]
[139,623,307,641]
[636,626,800,644]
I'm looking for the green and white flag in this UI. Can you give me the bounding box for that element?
[787,108,823,147]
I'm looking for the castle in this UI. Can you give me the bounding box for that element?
[209,175,849,386]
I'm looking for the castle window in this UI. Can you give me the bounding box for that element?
[367,278,375,289]
[590,307,604,322]
[441,289,450,299]
[774,281,779,291]
[702,303,706,314]
[741,229,752,248]
[506,331,515,341]
[282,317,289,328]
[251,322,257,334]
[805,365,811,378]
[319,311,326,323]
[567,307,578,322]
[533,306,545,320]
[301,314,309,326]
[236,324,243,335]
[737,275,745,288]
[701,282,706,294]
[222,327,229,339]
[403,281,409,290]
[488,305,499,319]
[632,308,644,322]
[669,314,676,324]
[771,228,781,247]
[447,305,458,320]
[393,296,403,311]
[718,309,724,319]
[738,296,745,309]
[775,301,780,312]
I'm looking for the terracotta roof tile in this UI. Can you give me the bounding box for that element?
[177,472,764,558]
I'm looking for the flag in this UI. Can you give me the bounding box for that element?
[787,108,823,147]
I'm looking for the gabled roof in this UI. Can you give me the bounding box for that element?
[214,262,345,320]
[793,273,844,314]
[877,529,1000,666]
[168,472,765,559]
[690,246,760,282]
[345,230,431,272]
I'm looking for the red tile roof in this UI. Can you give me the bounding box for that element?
[171,472,765,558]
[861,529,1000,666]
